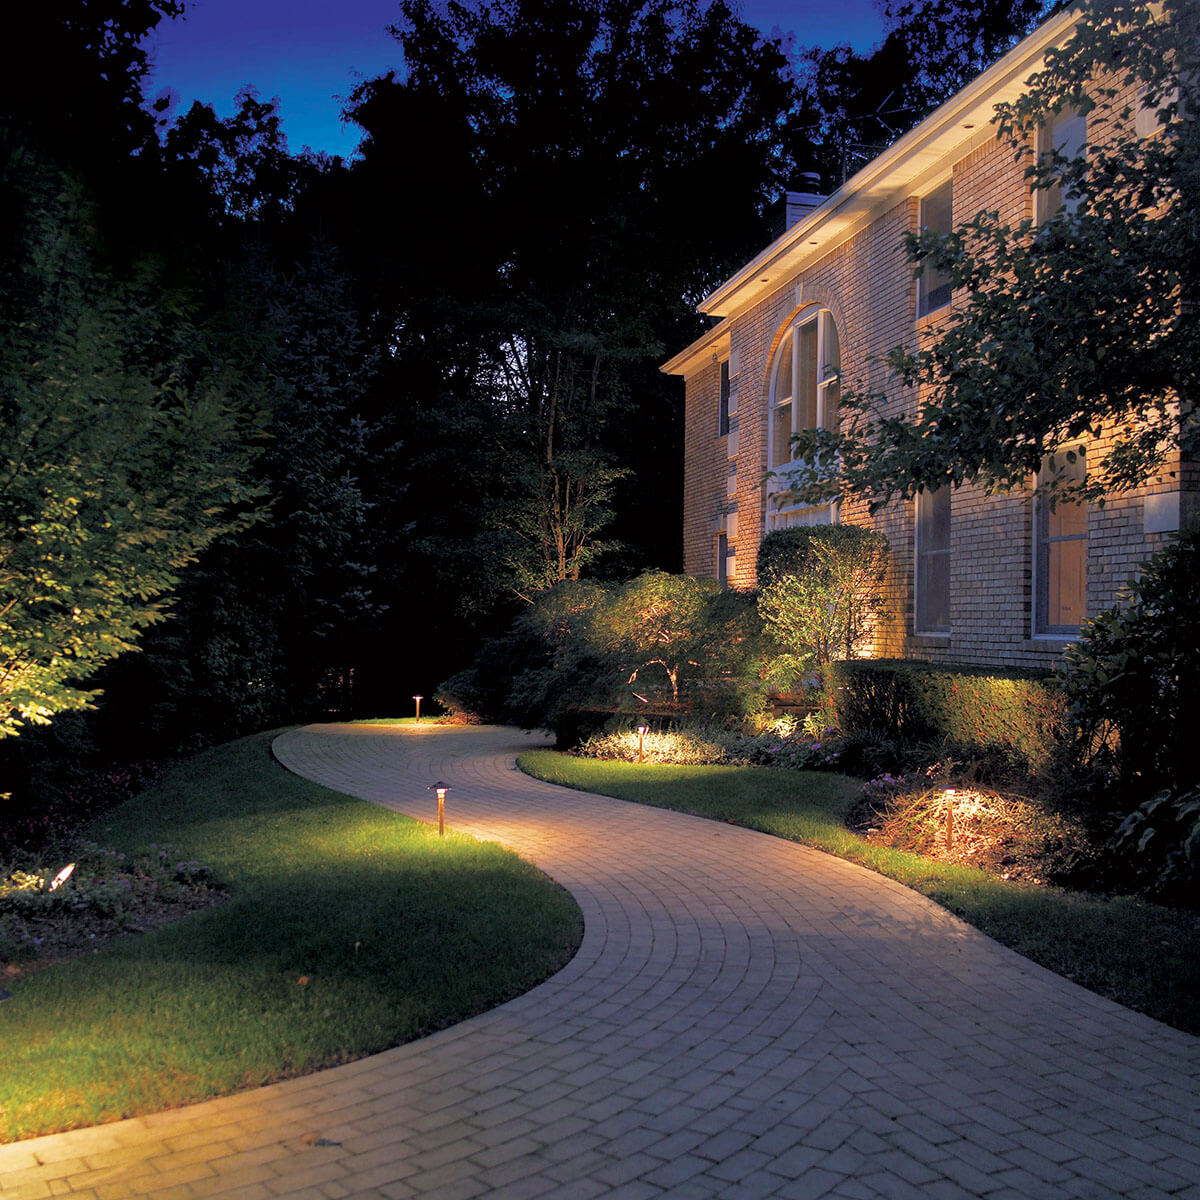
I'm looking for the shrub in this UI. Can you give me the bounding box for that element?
[0,841,220,961]
[1106,786,1200,904]
[438,573,775,740]
[758,525,890,683]
[575,719,844,771]
[824,659,1065,774]
[1056,528,1200,801]
[756,527,821,588]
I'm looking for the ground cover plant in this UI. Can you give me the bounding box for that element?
[0,732,582,1143]
[0,841,223,964]
[518,750,1200,1036]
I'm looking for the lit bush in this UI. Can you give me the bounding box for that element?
[757,525,890,685]
[575,720,844,771]
[438,573,775,741]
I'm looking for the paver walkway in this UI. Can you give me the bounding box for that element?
[2,724,1198,1200]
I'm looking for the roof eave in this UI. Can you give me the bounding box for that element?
[697,6,1079,321]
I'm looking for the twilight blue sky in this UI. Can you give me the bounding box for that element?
[143,1,887,160]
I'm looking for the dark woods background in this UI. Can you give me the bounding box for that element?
[0,0,1049,827]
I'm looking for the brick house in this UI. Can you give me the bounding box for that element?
[663,7,1194,672]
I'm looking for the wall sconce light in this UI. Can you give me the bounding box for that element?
[636,725,649,763]
[944,788,956,848]
[413,694,424,723]
[429,781,450,836]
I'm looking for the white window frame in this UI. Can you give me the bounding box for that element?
[914,486,951,635]
[765,307,840,531]
[1033,451,1087,637]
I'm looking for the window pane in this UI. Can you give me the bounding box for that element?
[1047,497,1087,540]
[821,378,840,433]
[918,179,954,315]
[917,486,950,552]
[823,317,839,377]
[1038,109,1086,220]
[797,320,818,430]
[772,400,793,467]
[1046,535,1086,628]
[917,551,950,633]
[915,487,951,633]
[1036,450,1087,633]
[921,179,953,236]
[773,331,793,402]
[1043,451,1086,537]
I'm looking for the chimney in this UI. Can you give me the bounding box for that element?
[771,171,825,239]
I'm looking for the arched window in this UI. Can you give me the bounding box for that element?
[765,307,840,529]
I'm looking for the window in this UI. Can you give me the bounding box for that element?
[1035,452,1087,635]
[916,178,953,317]
[1036,107,1086,223]
[1136,81,1183,139]
[718,359,732,436]
[915,486,950,634]
[765,308,840,530]
[716,532,736,587]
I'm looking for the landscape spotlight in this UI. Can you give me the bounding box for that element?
[413,694,424,723]
[636,724,649,763]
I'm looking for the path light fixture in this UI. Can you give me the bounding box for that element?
[944,788,956,849]
[636,725,649,764]
[429,781,450,836]
[413,694,424,723]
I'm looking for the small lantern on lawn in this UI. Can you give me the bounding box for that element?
[429,780,450,836]
[944,788,956,849]
[413,694,424,723]
[636,725,649,764]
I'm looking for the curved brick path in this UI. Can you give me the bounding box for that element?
[2,724,1198,1199]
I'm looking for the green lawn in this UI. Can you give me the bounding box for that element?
[0,733,581,1143]
[518,750,1200,1036]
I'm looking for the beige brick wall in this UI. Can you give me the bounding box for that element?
[679,117,1194,671]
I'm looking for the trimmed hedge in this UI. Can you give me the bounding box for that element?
[825,659,1066,770]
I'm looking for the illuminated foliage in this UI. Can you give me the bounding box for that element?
[757,526,891,679]
[0,168,265,738]
[439,572,772,735]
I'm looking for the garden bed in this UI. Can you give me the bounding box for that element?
[1,844,225,972]
[845,782,1100,888]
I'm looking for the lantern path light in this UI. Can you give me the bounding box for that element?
[429,781,450,836]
